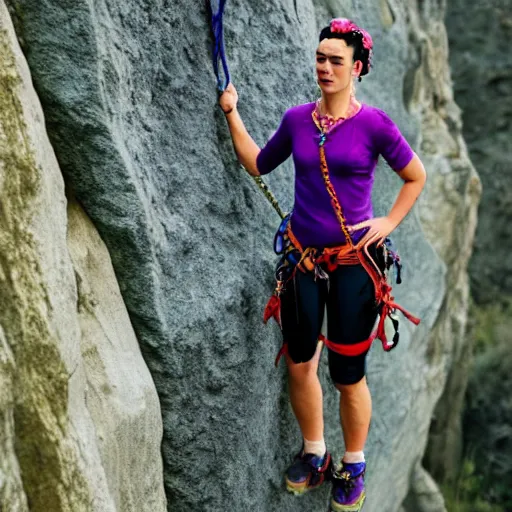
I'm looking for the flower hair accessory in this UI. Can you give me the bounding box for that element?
[330,18,373,51]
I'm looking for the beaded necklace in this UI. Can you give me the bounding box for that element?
[312,96,360,134]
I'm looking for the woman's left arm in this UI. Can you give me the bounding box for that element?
[387,153,427,229]
[349,153,427,246]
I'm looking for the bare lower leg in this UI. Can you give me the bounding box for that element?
[286,343,324,441]
[336,377,372,453]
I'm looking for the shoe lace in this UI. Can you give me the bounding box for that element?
[332,469,356,495]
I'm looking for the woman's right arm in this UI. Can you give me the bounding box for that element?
[220,83,261,176]
[219,83,292,177]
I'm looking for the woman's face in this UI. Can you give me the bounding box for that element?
[316,38,361,95]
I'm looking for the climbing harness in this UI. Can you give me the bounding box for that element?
[208,0,285,219]
[264,103,420,365]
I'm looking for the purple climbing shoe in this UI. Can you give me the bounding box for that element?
[330,461,366,511]
[285,449,332,495]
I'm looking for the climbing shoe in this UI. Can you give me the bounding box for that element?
[285,448,332,495]
[330,461,366,511]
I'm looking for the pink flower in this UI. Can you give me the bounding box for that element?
[360,29,373,50]
[329,18,373,50]
[330,18,358,33]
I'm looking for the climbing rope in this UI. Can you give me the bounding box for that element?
[208,0,286,219]
[209,0,230,92]
[252,175,286,219]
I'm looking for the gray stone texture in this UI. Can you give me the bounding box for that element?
[67,198,168,512]
[6,0,480,511]
[0,326,29,512]
[403,464,447,512]
[0,2,166,510]
[405,0,482,504]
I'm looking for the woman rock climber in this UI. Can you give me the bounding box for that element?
[219,18,426,512]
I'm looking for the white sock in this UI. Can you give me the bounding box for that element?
[303,438,326,457]
[342,451,365,463]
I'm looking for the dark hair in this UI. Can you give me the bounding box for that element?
[318,27,371,79]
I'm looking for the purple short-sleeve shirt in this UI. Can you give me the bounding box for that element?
[256,102,414,247]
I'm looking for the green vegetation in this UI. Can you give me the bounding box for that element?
[444,297,512,512]
[443,460,505,512]
[471,295,512,354]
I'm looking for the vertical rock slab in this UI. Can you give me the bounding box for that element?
[0,326,29,512]
[440,0,512,503]
[404,0,481,503]
[0,2,166,510]
[67,199,168,512]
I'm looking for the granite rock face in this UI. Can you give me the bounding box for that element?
[6,0,480,511]
[403,464,448,512]
[403,1,481,508]
[0,3,166,510]
[66,199,168,512]
[0,326,28,512]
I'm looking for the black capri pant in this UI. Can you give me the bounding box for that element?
[280,263,378,385]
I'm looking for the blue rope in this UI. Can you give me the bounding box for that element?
[209,0,230,91]
[208,1,284,219]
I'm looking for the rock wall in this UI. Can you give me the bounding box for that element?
[0,325,28,511]
[402,0,482,504]
[4,0,480,511]
[0,3,166,510]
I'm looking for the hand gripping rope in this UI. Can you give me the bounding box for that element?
[208,0,286,219]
